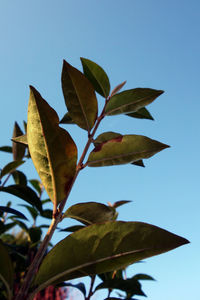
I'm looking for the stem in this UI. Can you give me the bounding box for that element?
[15,99,109,300]
[85,276,96,300]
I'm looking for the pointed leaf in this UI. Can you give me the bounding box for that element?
[0,161,25,179]
[112,200,132,209]
[87,135,169,167]
[94,132,122,147]
[0,221,16,235]
[19,205,38,220]
[131,160,145,168]
[60,112,75,124]
[0,185,42,212]
[60,225,85,233]
[41,209,53,219]
[105,89,163,116]
[0,240,14,299]
[0,146,12,153]
[81,57,110,98]
[33,221,189,293]
[0,206,28,220]
[111,81,126,97]
[132,274,155,281]
[126,107,154,120]
[29,179,42,196]
[27,86,77,207]
[61,60,98,131]
[12,134,28,145]
[64,202,117,225]
[12,122,26,160]
[12,170,27,186]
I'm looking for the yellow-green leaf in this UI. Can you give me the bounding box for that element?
[27,86,77,207]
[87,135,169,167]
[32,221,189,293]
[105,88,163,116]
[80,57,110,98]
[61,60,98,131]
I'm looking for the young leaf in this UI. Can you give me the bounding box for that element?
[105,88,163,116]
[60,112,75,124]
[0,240,14,299]
[87,135,169,167]
[32,221,189,293]
[94,132,122,147]
[27,86,77,207]
[0,161,25,179]
[0,185,42,212]
[126,107,154,120]
[0,146,12,153]
[64,202,117,225]
[110,81,126,97]
[12,122,26,161]
[61,60,98,131]
[80,57,110,98]
[0,206,28,220]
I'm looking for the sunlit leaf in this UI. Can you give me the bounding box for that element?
[93,132,122,147]
[62,60,98,131]
[81,57,110,98]
[12,134,28,145]
[12,170,27,186]
[87,135,169,167]
[64,202,117,225]
[0,146,12,153]
[60,112,75,124]
[27,86,77,207]
[0,161,25,179]
[0,185,42,212]
[33,221,188,293]
[110,81,126,97]
[126,107,154,120]
[105,88,163,116]
[0,206,27,220]
[0,240,14,299]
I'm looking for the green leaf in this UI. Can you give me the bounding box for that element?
[29,179,42,196]
[41,209,53,219]
[87,135,169,167]
[0,185,42,212]
[0,146,12,153]
[94,132,122,147]
[0,161,25,179]
[105,88,163,116]
[64,202,117,225]
[110,81,126,97]
[12,170,27,186]
[0,206,28,220]
[59,112,75,124]
[61,60,98,131]
[27,86,77,207]
[0,240,14,299]
[95,277,146,297]
[131,160,145,168]
[28,227,42,243]
[126,107,154,120]
[12,122,26,161]
[0,221,16,235]
[32,221,189,293]
[112,200,132,209]
[12,134,28,145]
[132,273,155,281]
[19,205,38,221]
[60,225,85,233]
[80,57,110,98]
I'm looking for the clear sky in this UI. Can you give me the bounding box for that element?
[0,1,199,299]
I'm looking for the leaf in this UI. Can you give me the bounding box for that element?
[131,160,145,168]
[0,240,14,299]
[12,122,26,160]
[60,225,85,233]
[0,161,25,179]
[126,107,154,120]
[0,221,16,235]
[60,112,75,124]
[29,179,42,196]
[32,221,189,293]
[110,81,126,97]
[12,170,27,186]
[132,274,155,281]
[0,206,28,220]
[28,227,42,243]
[105,88,163,116]
[19,205,38,220]
[0,146,12,153]
[80,57,110,98]
[64,282,86,297]
[12,134,28,145]
[112,200,132,209]
[64,202,117,225]
[0,185,42,212]
[61,60,98,131]
[87,135,169,167]
[94,132,122,147]
[41,209,53,219]
[27,86,77,207]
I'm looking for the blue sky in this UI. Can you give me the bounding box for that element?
[0,1,199,299]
